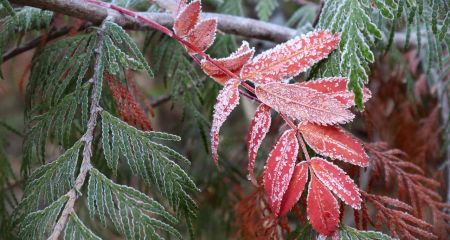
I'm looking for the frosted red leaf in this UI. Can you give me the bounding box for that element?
[175,0,187,15]
[256,82,354,125]
[186,18,217,54]
[307,174,340,236]
[201,41,255,84]
[211,78,240,166]
[263,129,299,216]
[279,161,309,216]
[246,104,271,185]
[241,30,339,85]
[297,77,371,108]
[298,122,369,167]
[173,0,201,37]
[310,157,362,209]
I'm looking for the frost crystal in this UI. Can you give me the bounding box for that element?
[307,174,340,236]
[201,41,254,85]
[263,129,299,216]
[256,82,354,125]
[241,30,339,85]
[173,0,201,37]
[299,122,369,166]
[298,77,371,108]
[186,18,217,54]
[279,162,309,216]
[246,104,271,185]
[310,157,362,209]
[210,78,241,166]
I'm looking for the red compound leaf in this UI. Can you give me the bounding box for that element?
[279,161,309,216]
[263,129,299,216]
[201,41,254,85]
[297,77,372,108]
[307,174,340,236]
[247,104,271,185]
[173,0,201,37]
[241,30,339,85]
[310,157,362,209]
[186,18,217,54]
[211,78,241,166]
[299,122,369,167]
[256,82,354,125]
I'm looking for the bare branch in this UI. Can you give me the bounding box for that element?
[10,0,297,43]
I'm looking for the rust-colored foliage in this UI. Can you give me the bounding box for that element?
[360,192,437,240]
[233,188,289,240]
[366,142,450,239]
[105,73,152,130]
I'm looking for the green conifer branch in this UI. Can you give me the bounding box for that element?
[47,18,109,240]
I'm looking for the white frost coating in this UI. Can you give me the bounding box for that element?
[247,104,271,185]
[263,129,299,215]
[310,157,361,209]
[186,18,218,53]
[201,41,255,84]
[256,82,354,125]
[210,79,241,166]
[297,77,371,108]
[306,174,340,236]
[241,30,339,85]
[173,0,201,37]
[299,122,369,167]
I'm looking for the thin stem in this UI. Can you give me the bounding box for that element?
[47,20,107,240]
[87,0,308,160]
[297,132,311,161]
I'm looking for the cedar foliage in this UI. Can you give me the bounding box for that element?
[0,0,449,239]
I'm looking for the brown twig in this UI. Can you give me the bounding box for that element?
[47,18,107,240]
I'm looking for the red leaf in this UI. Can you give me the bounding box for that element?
[279,161,309,216]
[201,41,254,85]
[186,18,217,54]
[298,122,369,167]
[211,78,240,166]
[247,104,271,185]
[307,174,340,236]
[175,0,187,15]
[256,82,354,125]
[310,157,362,209]
[297,77,371,108]
[241,30,339,85]
[263,129,299,216]
[174,0,201,37]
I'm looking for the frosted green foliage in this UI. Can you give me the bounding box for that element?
[101,111,198,234]
[26,34,96,110]
[18,195,68,240]
[287,4,317,33]
[104,21,153,78]
[88,168,182,239]
[256,0,278,21]
[314,0,394,109]
[14,142,82,223]
[64,214,101,240]
[150,35,213,152]
[0,7,52,78]
[0,131,17,238]
[218,0,243,16]
[23,84,90,172]
[0,0,15,16]
[339,225,394,240]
